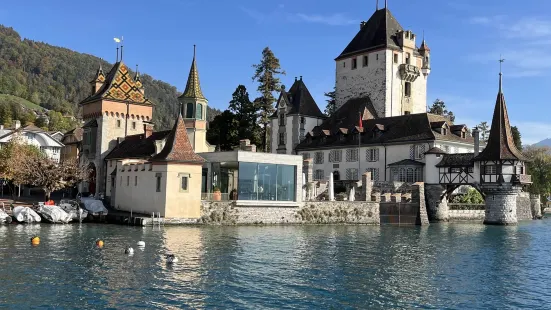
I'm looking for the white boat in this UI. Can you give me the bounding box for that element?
[37,205,72,223]
[12,206,41,223]
[0,209,11,223]
[58,200,88,222]
[79,198,108,215]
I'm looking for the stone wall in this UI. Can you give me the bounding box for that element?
[200,201,379,225]
[449,210,485,221]
[424,184,449,222]
[516,192,533,221]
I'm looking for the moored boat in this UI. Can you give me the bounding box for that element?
[12,206,41,223]
[36,205,72,223]
[58,199,88,222]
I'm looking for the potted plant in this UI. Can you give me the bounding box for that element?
[213,187,222,201]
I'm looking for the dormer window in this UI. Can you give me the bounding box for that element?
[279,113,285,126]
[461,131,466,139]
[442,128,447,135]
[339,134,345,141]
[300,117,305,124]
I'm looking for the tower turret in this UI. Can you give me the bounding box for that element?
[419,38,431,77]
[90,62,105,95]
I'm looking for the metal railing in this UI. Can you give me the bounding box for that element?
[448,203,485,210]
[517,174,532,184]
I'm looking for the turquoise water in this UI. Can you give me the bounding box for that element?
[1,221,551,309]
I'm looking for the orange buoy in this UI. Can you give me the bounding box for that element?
[31,236,40,246]
[96,240,104,248]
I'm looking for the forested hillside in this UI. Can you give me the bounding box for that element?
[0,25,220,130]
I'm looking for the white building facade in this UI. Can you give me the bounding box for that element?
[0,122,64,163]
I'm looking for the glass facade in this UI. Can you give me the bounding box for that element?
[237,162,296,201]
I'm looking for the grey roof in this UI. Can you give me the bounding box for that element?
[336,8,403,60]
[297,112,478,151]
[425,147,447,155]
[271,78,325,119]
[436,153,475,167]
[388,159,425,166]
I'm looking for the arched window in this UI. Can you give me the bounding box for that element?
[185,102,194,118]
[333,170,340,181]
[196,103,203,120]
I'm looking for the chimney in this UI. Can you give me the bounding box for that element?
[143,123,154,139]
[13,120,20,129]
[472,127,480,156]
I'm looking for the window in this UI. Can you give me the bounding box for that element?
[346,149,359,162]
[302,153,310,160]
[132,122,136,130]
[406,53,411,65]
[279,132,285,145]
[468,167,474,173]
[237,162,296,201]
[376,54,379,61]
[343,61,346,68]
[135,176,138,186]
[279,113,285,126]
[314,169,325,180]
[117,120,121,128]
[366,148,379,162]
[399,168,406,182]
[363,55,368,67]
[442,128,447,135]
[181,176,188,191]
[450,168,461,173]
[346,168,359,180]
[127,176,130,186]
[352,58,357,69]
[407,168,414,182]
[405,82,411,97]
[314,152,324,164]
[444,145,450,153]
[413,144,425,160]
[394,54,398,63]
[196,103,203,119]
[516,166,524,175]
[404,111,411,115]
[109,161,112,167]
[366,168,379,181]
[461,132,466,139]
[300,117,305,124]
[485,165,496,174]
[329,150,342,163]
[111,176,116,188]
[186,102,194,118]
[156,173,162,192]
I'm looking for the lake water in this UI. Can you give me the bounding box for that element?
[1,220,551,309]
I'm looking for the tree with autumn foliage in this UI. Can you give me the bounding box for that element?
[252,47,286,152]
[0,137,41,199]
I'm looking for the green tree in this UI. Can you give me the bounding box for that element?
[252,47,286,152]
[511,126,522,150]
[524,146,551,196]
[324,87,337,117]
[452,187,484,204]
[228,85,262,147]
[206,111,240,151]
[477,121,490,142]
[428,99,455,122]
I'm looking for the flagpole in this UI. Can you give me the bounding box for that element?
[358,111,361,181]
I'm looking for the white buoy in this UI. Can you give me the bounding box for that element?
[137,241,145,247]
[166,254,178,263]
[125,247,134,255]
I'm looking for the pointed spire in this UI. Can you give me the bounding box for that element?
[179,45,206,100]
[151,104,205,163]
[91,59,106,83]
[134,64,141,82]
[474,62,526,161]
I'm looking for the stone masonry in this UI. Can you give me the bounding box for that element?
[424,184,449,222]
[483,185,522,225]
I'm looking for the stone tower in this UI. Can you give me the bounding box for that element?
[177,46,213,153]
[334,6,430,118]
[473,70,531,225]
[79,58,154,196]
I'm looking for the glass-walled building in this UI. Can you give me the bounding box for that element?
[199,151,303,205]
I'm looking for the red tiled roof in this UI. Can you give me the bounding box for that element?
[151,112,205,163]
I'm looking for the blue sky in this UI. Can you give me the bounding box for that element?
[1,0,551,144]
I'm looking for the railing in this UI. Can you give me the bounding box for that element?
[201,193,232,201]
[517,174,532,184]
[448,203,485,210]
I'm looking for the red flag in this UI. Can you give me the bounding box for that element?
[358,112,363,129]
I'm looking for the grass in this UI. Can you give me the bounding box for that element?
[0,94,44,111]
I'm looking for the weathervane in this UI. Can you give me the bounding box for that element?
[499,55,505,92]
[499,54,505,73]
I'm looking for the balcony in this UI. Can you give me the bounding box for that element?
[399,64,421,82]
[513,174,532,184]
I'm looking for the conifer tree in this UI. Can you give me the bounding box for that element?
[324,87,337,117]
[229,85,262,147]
[252,47,286,152]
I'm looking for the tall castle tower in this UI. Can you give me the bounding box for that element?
[79,54,154,195]
[178,46,214,153]
[335,5,431,118]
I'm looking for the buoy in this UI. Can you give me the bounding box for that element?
[96,240,104,248]
[137,241,145,247]
[31,236,40,246]
[166,254,178,263]
[125,247,134,255]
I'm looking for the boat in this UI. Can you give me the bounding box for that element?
[58,199,88,222]
[12,206,41,223]
[79,197,108,216]
[0,209,11,224]
[36,205,72,223]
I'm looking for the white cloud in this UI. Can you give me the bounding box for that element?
[294,13,357,26]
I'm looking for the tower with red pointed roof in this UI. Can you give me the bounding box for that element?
[78,52,155,195]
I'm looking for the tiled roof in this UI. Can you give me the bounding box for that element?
[105,130,171,160]
[474,74,526,161]
[151,112,205,163]
[436,153,475,167]
[425,147,447,155]
[336,8,403,60]
[63,127,83,142]
[388,159,425,166]
[271,78,325,118]
[82,119,98,128]
[297,112,477,151]
[90,63,105,83]
[179,49,206,100]
[79,61,154,106]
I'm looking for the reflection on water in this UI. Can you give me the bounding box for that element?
[1,221,551,309]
